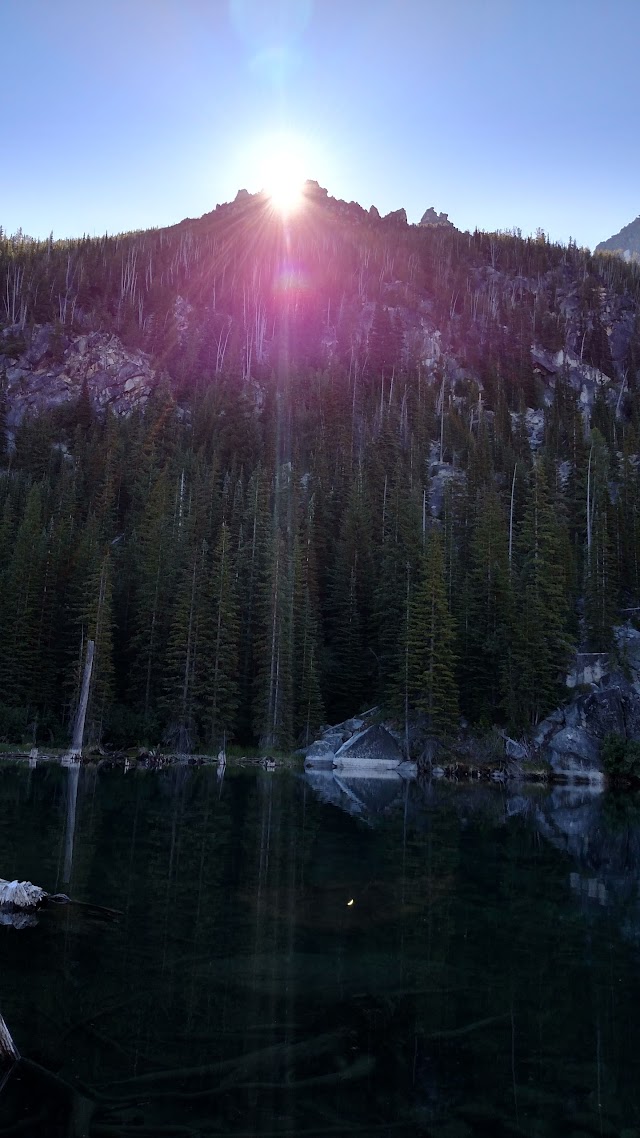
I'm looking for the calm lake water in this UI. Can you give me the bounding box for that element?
[1,762,640,1137]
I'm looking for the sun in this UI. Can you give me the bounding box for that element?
[259,136,307,216]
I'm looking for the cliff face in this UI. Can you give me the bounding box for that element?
[596,214,640,262]
[0,325,156,428]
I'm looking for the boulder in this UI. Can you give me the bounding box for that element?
[334,724,404,767]
[572,677,640,742]
[25,324,55,365]
[533,708,565,749]
[342,717,365,734]
[304,738,338,762]
[579,683,627,739]
[505,737,528,761]
[546,726,602,781]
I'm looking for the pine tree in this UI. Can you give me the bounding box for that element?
[372,458,422,705]
[464,486,513,725]
[162,536,209,752]
[582,430,617,649]
[405,529,458,735]
[616,428,640,603]
[252,525,294,750]
[129,469,177,734]
[293,504,324,744]
[512,463,572,727]
[326,475,375,718]
[200,521,240,748]
[0,484,46,720]
[68,515,116,745]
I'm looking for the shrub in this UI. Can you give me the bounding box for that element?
[601,733,640,778]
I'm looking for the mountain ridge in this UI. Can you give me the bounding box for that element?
[1,189,640,753]
[596,214,640,263]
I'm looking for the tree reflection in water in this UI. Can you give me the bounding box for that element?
[0,763,639,1135]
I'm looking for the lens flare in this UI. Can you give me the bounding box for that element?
[263,148,306,216]
[251,132,311,216]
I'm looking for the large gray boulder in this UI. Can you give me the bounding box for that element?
[547,726,603,782]
[333,724,404,768]
[578,680,640,740]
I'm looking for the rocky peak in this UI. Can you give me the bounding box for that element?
[382,207,407,225]
[420,206,454,228]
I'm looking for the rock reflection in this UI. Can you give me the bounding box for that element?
[305,768,408,820]
[305,769,640,939]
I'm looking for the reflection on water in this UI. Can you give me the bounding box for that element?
[62,759,80,885]
[1,764,640,1135]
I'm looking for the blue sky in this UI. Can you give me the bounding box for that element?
[2,0,639,248]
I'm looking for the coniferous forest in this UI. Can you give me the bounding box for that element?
[1,186,640,751]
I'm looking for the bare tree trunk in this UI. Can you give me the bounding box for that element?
[70,640,95,756]
[509,466,517,571]
[586,444,593,555]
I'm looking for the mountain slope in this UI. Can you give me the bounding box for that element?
[596,214,640,263]
[1,187,640,751]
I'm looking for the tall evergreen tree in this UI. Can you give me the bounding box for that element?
[512,464,572,727]
[200,521,241,748]
[405,529,459,735]
[293,504,325,744]
[463,486,513,725]
[253,524,294,750]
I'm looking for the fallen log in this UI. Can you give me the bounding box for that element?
[0,878,122,918]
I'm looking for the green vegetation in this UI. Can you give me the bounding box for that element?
[601,734,640,779]
[1,200,640,749]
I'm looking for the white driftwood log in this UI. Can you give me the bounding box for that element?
[0,879,48,910]
[0,1010,19,1061]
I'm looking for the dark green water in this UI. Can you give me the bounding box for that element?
[1,763,640,1138]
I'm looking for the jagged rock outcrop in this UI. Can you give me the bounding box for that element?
[535,624,640,781]
[419,207,454,228]
[383,207,407,225]
[0,323,156,428]
[596,214,640,263]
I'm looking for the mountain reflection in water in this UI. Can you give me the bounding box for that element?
[0,762,639,1136]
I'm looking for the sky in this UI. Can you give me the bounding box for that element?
[2,0,639,249]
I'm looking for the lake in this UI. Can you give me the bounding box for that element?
[1,762,640,1137]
